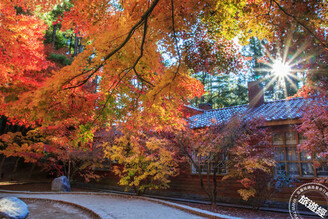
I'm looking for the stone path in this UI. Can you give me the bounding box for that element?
[0,192,207,219]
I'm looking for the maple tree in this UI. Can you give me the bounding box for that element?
[105,130,179,195]
[0,125,102,181]
[172,124,226,205]
[224,118,297,209]
[223,118,273,201]
[208,0,328,46]
[0,0,102,180]
[0,130,46,178]
[297,96,328,175]
[1,0,208,141]
[0,4,50,111]
[0,1,326,122]
[0,0,55,177]
[0,0,215,182]
[171,116,275,205]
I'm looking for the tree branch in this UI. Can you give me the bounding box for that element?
[63,0,160,89]
[151,0,181,98]
[131,15,154,87]
[91,67,132,125]
[272,0,328,50]
[171,0,181,76]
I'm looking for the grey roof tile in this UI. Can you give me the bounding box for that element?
[189,98,311,128]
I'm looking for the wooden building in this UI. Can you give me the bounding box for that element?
[89,82,326,206]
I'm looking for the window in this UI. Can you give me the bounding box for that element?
[317,163,328,177]
[92,158,111,171]
[191,152,227,175]
[273,132,328,177]
[272,133,283,145]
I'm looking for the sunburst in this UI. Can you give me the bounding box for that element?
[254,39,308,99]
[271,59,291,78]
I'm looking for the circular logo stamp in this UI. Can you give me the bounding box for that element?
[289,183,328,219]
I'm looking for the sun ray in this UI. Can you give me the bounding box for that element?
[257,35,316,100]
[285,75,299,91]
[263,75,279,92]
[262,44,276,63]
[253,67,272,73]
[287,41,311,65]
[282,34,293,64]
[250,31,319,101]
[282,78,288,97]
[287,72,302,81]
[289,54,316,68]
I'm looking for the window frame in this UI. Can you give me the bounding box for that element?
[190,152,228,175]
[273,131,326,178]
[92,158,112,171]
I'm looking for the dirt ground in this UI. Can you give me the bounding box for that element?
[0,181,100,219]
[23,199,99,219]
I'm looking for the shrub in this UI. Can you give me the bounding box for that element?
[48,53,72,66]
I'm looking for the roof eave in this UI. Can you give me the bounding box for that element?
[263,118,302,127]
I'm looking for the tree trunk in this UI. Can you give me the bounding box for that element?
[0,116,7,135]
[70,160,79,183]
[68,36,72,54]
[78,37,83,53]
[198,171,212,202]
[63,160,68,177]
[135,188,145,196]
[13,157,20,173]
[28,163,36,179]
[212,169,218,205]
[11,157,21,180]
[73,33,78,57]
[68,159,71,181]
[210,194,216,206]
[52,24,57,48]
[0,156,5,179]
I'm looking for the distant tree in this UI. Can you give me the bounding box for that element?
[191,73,248,109]
[43,0,73,49]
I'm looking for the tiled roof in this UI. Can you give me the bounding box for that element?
[184,105,204,112]
[188,98,311,128]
